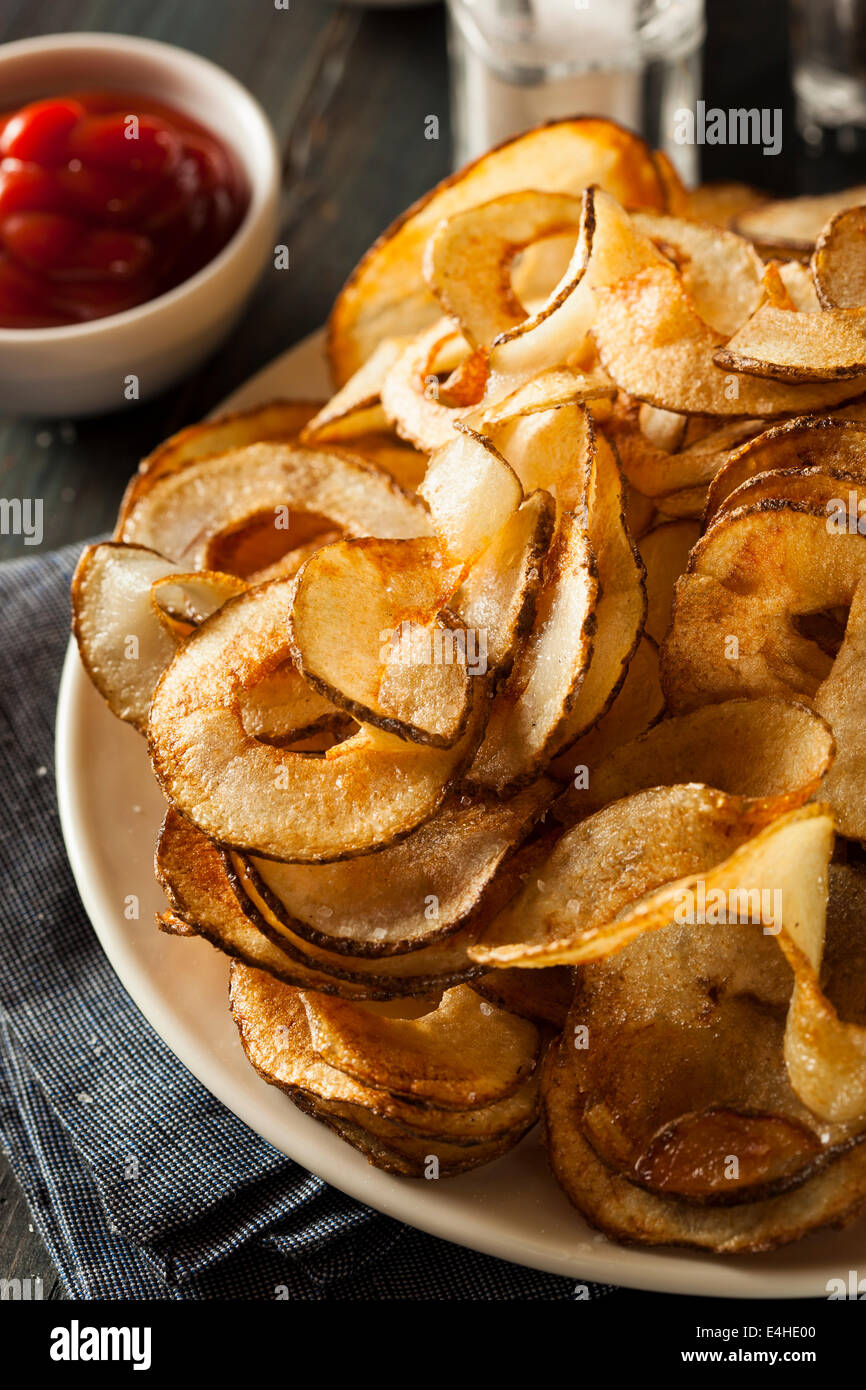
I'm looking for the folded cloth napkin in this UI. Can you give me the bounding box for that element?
[0,544,616,1301]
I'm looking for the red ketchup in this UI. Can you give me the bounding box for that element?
[0,91,250,328]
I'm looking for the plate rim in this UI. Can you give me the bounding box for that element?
[55,330,858,1299]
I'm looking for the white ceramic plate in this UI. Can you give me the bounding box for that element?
[56,331,864,1298]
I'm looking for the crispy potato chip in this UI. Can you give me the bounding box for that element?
[72,542,245,731]
[419,429,523,565]
[552,427,646,750]
[230,842,540,994]
[709,463,866,529]
[686,181,765,230]
[240,780,553,956]
[530,800,866,1125]
[472,967,574,1028]
[639,519,700,642]
[149,580,489,861]
[813,206,866,309]
[470,785,784,969]
[548,635,663,783]
[149,570,247,636]
[118,400,322,526]
[715,301,866,383]
[734,185,866,254]
[424,190,584,347]
[610,412,764,499]
[489,187,665,382]
[296,1092,528,1175]
[558,698,834,824]
[328,117,666,383]
[565,915,860,1204]
[289,537,469,747]
[592,262,866,413]
[156,807,375,997]
[477,366,615,429]
[121,443,429,570]
[229,966,540,1155]
[661,501,866,838]
[631,211,764,336]
[464,508,597,792]
[704,415,866,522]
[542,1034,866,1251]
[483,396,593,503]
[509,230,579,310]
[454,489,555,681]
[300,983,540,1109]
[380,322,487,453]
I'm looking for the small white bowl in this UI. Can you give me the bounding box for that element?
[0,33,280,417]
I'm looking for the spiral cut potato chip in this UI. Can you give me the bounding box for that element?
[149,579,489,861]
[639,519,700,642]
[118,400,322,525]
[121,441,429,572]
[380,321,488,453]
[230,966,541,1170]
[73,115,866,1233]
[237,778,554,957]
[733,185,866,255]
[539,807,866,1248]
[288,537,468,748]
[661,501,866,839]
[592,263,866,414]
[72,542,245,730]
[300,984,539,1108]
[158,798,552,998]
[423,190,585,348]
[704,415,866,522]
[328,117,667,383]
[556,698,835,823]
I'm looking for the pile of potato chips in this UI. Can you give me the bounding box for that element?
[73,117,866,1253]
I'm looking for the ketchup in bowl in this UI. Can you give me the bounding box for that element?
[0,91,250,328]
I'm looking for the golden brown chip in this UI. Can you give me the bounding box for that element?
[542,1032,866,1252]
[328,117,667,384]
[705,415,866,522]
[424,190,584,348]
[229,965,539,1156]
[156,808,376,997]
[240,779,553,957]
[470,785,784,970]
[300,983,540,1109]
[149,580,489,862]
[118,400,322,527]
[121,442,429,570]
[638,519,700,643]
[289,537,469,748]
[557,698,834,824]
[660,500,866,838]
[592,262,866,414]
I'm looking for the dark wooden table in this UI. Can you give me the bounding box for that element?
[0,0,841,1297]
